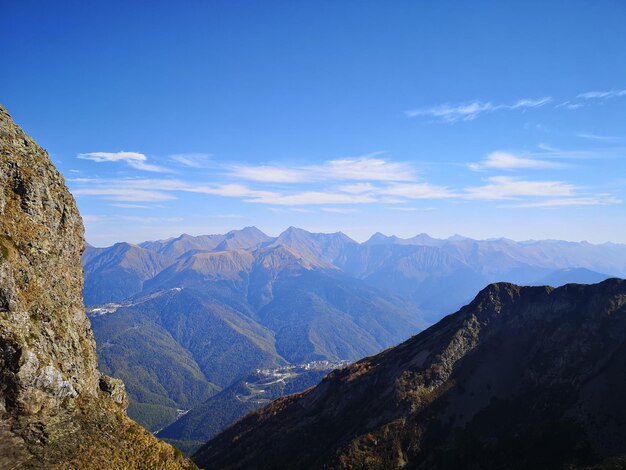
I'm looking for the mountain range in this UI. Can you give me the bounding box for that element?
[84,227,626,319]
[85,231,426,436]
[195,278,626,470]
[83,226,625,447]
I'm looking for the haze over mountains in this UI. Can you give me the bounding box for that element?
[84,226,626,318]
[83,226,626,449]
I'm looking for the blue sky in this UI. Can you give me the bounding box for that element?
[2,1,625,246]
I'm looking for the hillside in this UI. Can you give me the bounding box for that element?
[157,360,349,455]
[0,105,193,468]
[88,264,424,432]
[195,278,626,470]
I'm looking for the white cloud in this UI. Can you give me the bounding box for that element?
[555,101,584,110]
[505,195,621,208]
[406,101,494,122]
[323,156,415,181]
[405,97,552,122]
[170,153,214,168]
[337,182,377,194]
[469,151,559,171]
[111,203,153,209]
[119,216,184,223]
[230,156,416,183]
[577,89,626,100]
[215,213,245,218]
[578,133,620,142]
[465,176,575,200]
[230,165,308,183]
[70,178,276,202]
[378,183,455,199]
[72,187,175,202]
[247,191,378,206]
[70,166,617,212]
[78,151,170,173]
[510,98,552,109]
[322,208,360,214]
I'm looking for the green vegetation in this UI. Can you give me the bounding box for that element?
[0,234,14,261]
[161,439,206,458]
[127,402,180,433]
[90,308,221,431]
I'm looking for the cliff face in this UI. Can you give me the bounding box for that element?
[0,105,194,469]
[195,279,626,470]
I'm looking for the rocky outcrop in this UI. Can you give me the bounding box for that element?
[0,105,195,468]
[195,279,626,470]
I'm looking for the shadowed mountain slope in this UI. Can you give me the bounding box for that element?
[195,278,626,470]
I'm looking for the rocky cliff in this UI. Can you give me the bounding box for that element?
[0,105,194,469]
[195,279,626,469]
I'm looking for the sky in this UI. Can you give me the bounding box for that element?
[1,1,625,246]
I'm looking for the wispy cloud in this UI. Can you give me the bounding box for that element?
[72,187,176,202]
[111,203,154,209]
[170,153,214,168]
[231,165,308,183]
[577,89,626,100]
[246,191,378,206]
[465,176,575,200]
[469,151,559,171]
[555,88,626,111]
[578,133,621,142]
[406,97,551,122]
[69,174,454,207]
[78,151,171,173]
[119,215,184,224]
[69,145,620,213]
[377,183,455,199]
[322,207,360,214]
[504,195,621,208]
[70,178,276,202]
[215,213,245,219]
[555,101,584,110]
[230,155,416,183]
[408,88,625,122]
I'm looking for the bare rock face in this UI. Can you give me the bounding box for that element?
[0,105,195,469]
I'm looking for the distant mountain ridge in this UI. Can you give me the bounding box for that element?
[85,227,626,317]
